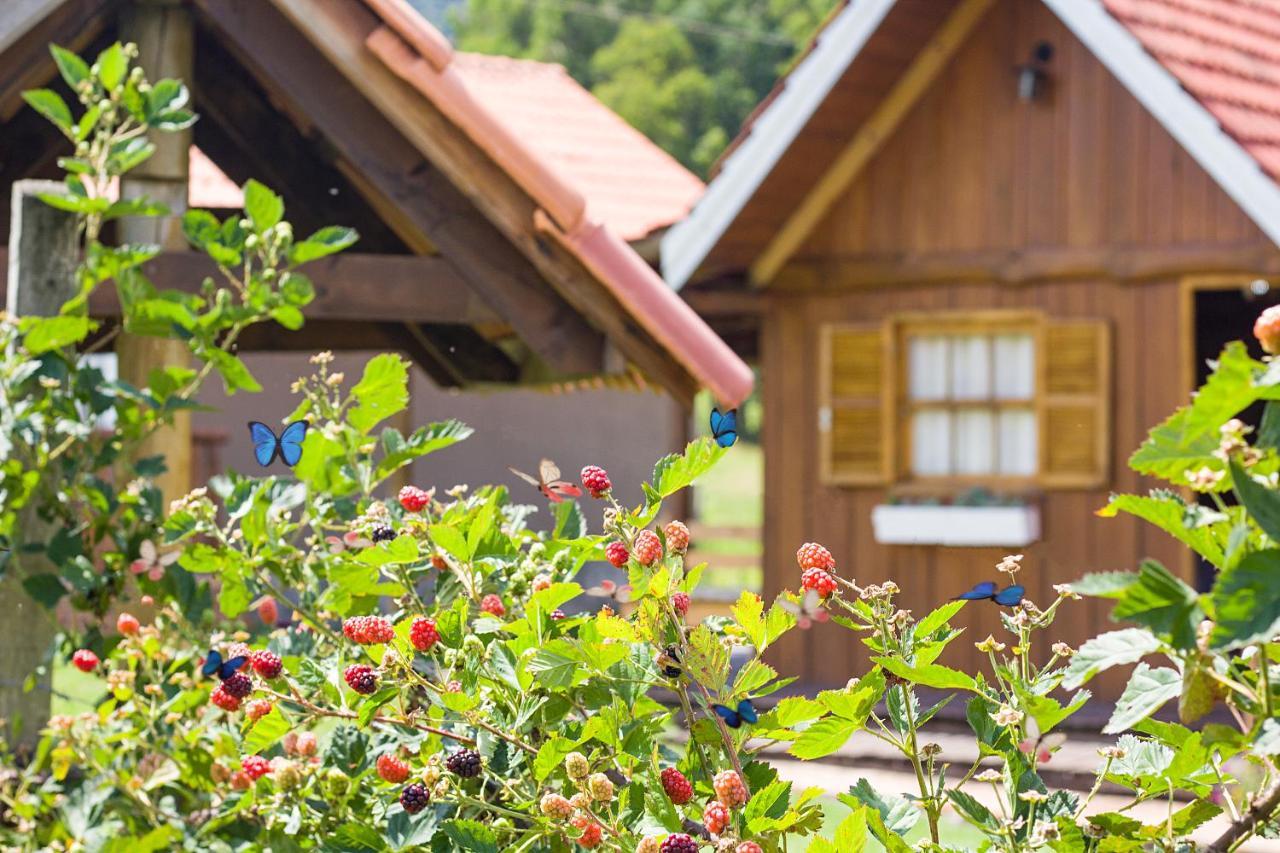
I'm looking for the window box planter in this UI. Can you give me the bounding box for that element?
[871,504,1040,547]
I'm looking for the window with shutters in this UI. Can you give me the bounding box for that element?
[819,313,1110,490]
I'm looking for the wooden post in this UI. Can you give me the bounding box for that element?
[0,180,80,749]
[116,0,194,502]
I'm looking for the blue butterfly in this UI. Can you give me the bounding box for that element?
[712,698,758,729]
[710,408,738,448]
[953,581,1025,607]
[201,649,248,681]
[248,420,309,467]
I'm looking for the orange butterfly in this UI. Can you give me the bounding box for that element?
[509,459,583,503]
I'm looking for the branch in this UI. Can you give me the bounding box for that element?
[1206,777,1280,852]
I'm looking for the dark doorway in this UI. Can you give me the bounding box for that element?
[1192,281,1280,590]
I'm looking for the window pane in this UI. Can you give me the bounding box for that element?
[911,409,952,476]
[993,334,1035,400]
[951,335,991,400]
[954,409,995,474]
[998,408,1038,475]
[908,336,949,401]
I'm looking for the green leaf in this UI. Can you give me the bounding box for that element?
[50,45,90,89]
[440,820,497,853]
[242,705,290,754]
[289,226,358,264]
[532,737,579,781]
[838,779,920,837]
[357,686,399,727]
[23,89,72,131]
[1062,628,1162,689]
[874,657,976,691]
[789,717,861,760]
[218,569,250,618]
[831,805,869,853]
[552,498,585,539]
[1069,570,1139,598]
[96,43,127,90]
[651,437,725,497]
[684,624,729,693]
[356,535,419,567]
[1170,800,1222,835]
[242,179,284,233]
[429,525,469,564]
[208,349,262,394]
[1209,549,1280,649]
[348,353,408,434]
[525,649,577,689]
[945,789,998,830]
[21,573,66,608]
[1097,493,1225,567]
[1230,459,1280,541]
[1104,664,1181,734]
[1111,560,1201,650]
[21,316,91,354]
[818,670,884,723]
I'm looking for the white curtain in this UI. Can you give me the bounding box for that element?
[951,335,991,400]
[955,409,995,474]
[998,409,1038,475]
[993,334,1035,400]
[911,410,952,476]
[909,336,949,401]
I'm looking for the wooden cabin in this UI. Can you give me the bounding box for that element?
[665,0,1280,699]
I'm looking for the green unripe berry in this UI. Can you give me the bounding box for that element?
[564,752,589,780]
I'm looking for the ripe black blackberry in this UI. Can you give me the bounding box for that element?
[660,834,698,853]
[445,748,482,778]
[399,782,430,814]
[370,524,395,543]
[220,672,254,700]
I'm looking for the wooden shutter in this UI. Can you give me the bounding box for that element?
[820,324,891,485]
[1039,319,1111,488]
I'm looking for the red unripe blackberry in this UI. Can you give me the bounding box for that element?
[245,699,273,722]
[660,767,693,804]
[71,649,99,672]
[370,524,395,543]
[800,568,838,599]
[703,800,730,834]
[344,663,378,695]
[221,672,254,700]
[446,748,482,778]
[671,592,690,616]
[713,770,748,808]
[661,834,698,853]
[1257,305,1280,354]
[398,485,431,512]
[796,542,835,571]
[605,541,629,568]
[445,679,462,693]
[210,684,241,712]
[634,530,663,566]
[480,594,505,617]
[343,615,394,645]
[241,754,270,780]
[257,596,279,626]
[377,753,411,783]
[664,520,690,554]
[399,782,430,814]
[736,843,764,853]
[410,616,440,652]
[229,770,252,790]
[116,612,140,636]
[571,815,603,848]
[580,465,612,498]
[250,650,282,679]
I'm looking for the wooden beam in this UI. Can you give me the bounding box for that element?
[773,242,1280,290]
[0,249,503,323]
[193,0,605,377]
[750,0,998,285]
[0,0,117,121]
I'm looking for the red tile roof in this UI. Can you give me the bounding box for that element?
[1103,0,1280,180]
[188,54,703,242]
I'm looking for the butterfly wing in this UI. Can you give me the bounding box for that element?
[218,656,248,680]
[539,458,561,484]
[736,698,759,725]
[200,649,223,677]
[547,481,583,499]
[277,420,309,467]
[247,421,280,467]
[953,581,998,601]
[509,468,541,487]
[139,539,157,564]
[709,408,739,448]
[712,703,742,729]
[993,584,1026,606]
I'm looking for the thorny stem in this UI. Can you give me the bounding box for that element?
[1206,775,1280,852]
[264,687,476,745]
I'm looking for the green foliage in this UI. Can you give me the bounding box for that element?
[449,0,830,175]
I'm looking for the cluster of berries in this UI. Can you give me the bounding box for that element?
[654,768,755,848]
[580,465,612,499]
[343,615,394,645]
[397,485,431,512]
[797,542,839,599]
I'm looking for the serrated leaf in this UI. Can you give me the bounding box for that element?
[1104,664,1181,734]
[838,778,920,837]
[789,717,861,760]
[1069,570,1139,598]
[289,225,358,264]
[651,437,725,497]
[874,657,975,691]
[1230,459,1280,542]
[1111,560,1201,650]
[1209,549,1280,650]
[242,179,283,233]
[24,89,72,131]
[1097,493,1225,567]
[242,705,290,754]
[348,353,408,434]
[1062,629,1162,689]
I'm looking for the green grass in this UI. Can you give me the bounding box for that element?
[51,661,103,716]
[694,440,763,528]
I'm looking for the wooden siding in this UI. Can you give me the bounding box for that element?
[762,0,1277,698]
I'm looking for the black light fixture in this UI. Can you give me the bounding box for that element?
[1017,41,1054,102]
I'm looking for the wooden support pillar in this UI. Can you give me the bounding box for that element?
[0,180,80,750]
[117,0,194,501]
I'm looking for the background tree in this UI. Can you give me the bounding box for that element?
[435,0,832,175]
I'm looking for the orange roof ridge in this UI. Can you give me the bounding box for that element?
[359,0,752,406]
